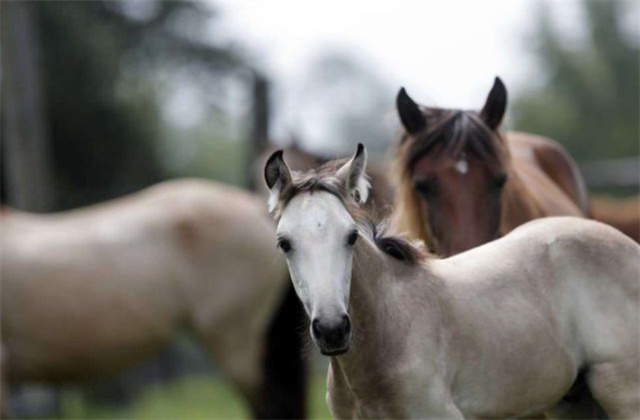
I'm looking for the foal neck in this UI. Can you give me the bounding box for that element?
[328,236,395,408]
[348,237,394,339]
[329,233,440,404]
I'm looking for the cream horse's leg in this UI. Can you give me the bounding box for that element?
[194,279,285,416]
[587,361,640,419]
[202,315,266,413]
[186,277,269,411]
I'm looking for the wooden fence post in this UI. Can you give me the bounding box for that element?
[247,72,270,191]
[1,1,55,211]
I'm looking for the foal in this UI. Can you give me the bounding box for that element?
[265,145,640,419]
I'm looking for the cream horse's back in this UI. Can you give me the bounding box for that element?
[1,179,300,416]
[437,217,640,418]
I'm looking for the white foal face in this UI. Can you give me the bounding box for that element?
[265,143,370,355]
[277,192,357,355]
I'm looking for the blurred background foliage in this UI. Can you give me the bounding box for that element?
[288,51,396,156]
[8,0,248,209]
[512,0,639,161]
[1,0,637,418]
[4,0,636,212]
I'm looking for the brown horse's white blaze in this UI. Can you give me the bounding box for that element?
[392,78,587,256]
[411,149,506,255]
[265,146,640,419]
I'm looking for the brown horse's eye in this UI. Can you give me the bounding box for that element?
[278,238,292,253]
[347,230,359,246]
[494,174,508,189]
[414,179,438,198]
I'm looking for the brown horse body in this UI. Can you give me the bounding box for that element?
[590,194,640,243]
[392,79,588,256]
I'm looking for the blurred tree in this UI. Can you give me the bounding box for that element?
[1,1,55,212]
[512,0,639,161]
[2,0,246,209]
[297,51,396,156]
[1,1,251,416]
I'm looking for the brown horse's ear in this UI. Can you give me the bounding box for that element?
[264,150,292,213]
[396,87,426,135]
[337,143,370,204]
[480,77,508,130]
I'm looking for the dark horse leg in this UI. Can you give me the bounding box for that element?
[252,282,308,419]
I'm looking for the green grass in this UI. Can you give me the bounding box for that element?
[61,372,333,419]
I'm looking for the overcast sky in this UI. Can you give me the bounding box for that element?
[210,1,586,151]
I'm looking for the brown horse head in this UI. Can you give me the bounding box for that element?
[393,78,511,256]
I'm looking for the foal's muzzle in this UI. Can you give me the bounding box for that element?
[311,315,351,356]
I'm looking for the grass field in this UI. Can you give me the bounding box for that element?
[61,372,333,419]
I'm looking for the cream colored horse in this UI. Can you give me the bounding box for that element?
[1,179,305,418]
[265,145,640,419]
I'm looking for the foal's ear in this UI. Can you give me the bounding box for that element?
[264,150,292,213]
[337,143,370,204]
[480,77,508,130]
[396,87,426,135]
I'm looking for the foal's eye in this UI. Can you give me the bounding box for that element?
[278,239,292,253]
[347,231,359,246]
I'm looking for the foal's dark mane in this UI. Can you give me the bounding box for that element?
[369,221,425,265]
[276,160,427,266]
[397,108,509,174]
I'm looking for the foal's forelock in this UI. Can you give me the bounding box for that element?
[270,160,351,219]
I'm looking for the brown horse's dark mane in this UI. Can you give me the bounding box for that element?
[276,159,428,266]
[397,108,509,174]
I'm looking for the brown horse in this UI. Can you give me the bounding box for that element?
[590,194,640,243]
[391,77,589,257]
[0,179,306,418]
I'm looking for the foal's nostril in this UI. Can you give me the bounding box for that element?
[312,318,323,340]
[342,315,352,335]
